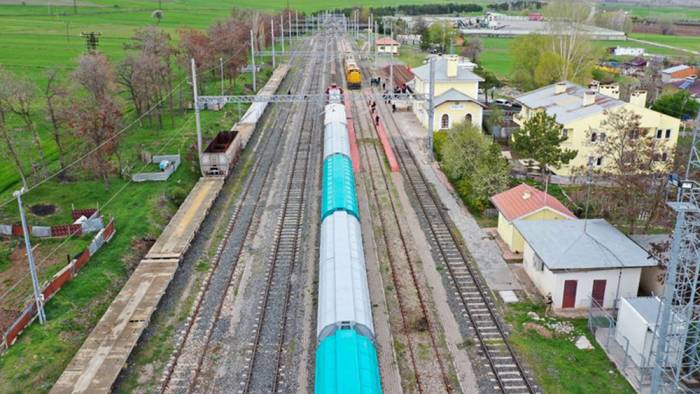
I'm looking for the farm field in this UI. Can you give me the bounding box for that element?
[598,3,700,20]
[630,33,700,53]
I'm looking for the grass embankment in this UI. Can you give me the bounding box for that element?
[505,302,635,394]
[0,2,281,391]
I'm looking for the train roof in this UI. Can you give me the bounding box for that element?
[321,154,359,221]
[314,329,381,394]
[323,122,350,161]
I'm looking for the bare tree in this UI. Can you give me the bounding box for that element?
[74,53,115,102]
[581,108,672,233]
[44,68,69,172]
[0,76,28,188]
[0,70,47,176]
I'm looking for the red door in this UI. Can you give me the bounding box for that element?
[562,280,578,308]
[592,280,607,307]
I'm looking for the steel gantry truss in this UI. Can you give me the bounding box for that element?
[197,92,426,108]
[651,127,700,393]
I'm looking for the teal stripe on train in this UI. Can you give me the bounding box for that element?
[321,153,359,221]
[314,329,382,394]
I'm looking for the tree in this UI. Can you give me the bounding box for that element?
[510,34,552,90]
[439,123,511,211]
[653,90,700,120]
[475,65,501,104]
[0,70,47,176]
[0,68,28,188]
[460,37,482,62]
[71,53,123,187]
[511,111,578,180]
[44,68,69,172]
[583,108,671,233]
[178,28,214,78]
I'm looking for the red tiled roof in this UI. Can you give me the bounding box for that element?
[376,37,400,46]
[490,183,576,222]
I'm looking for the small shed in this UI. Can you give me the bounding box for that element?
[661,65,697,83]
[490,183,576,253]
[514,219,657,310]
[615,297,682,368]
[375,37,400,55]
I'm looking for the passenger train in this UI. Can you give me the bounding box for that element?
[314,90,381,393]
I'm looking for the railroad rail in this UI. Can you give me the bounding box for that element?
[238,35,327,394]
[160,37,318,394]
[350,90,453,393]
[373,90,539,394]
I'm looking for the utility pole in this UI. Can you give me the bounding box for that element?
[295,11,298,37]
[219,57,224,96]
[250,29,257,92]
[14,188,46,326]
[427,57,436,156]
[288,11,292,45]
[73,0,77,14]
[280,14,285,53]
[190,59,203,175]
[271,19,276,69]
[389,18,394,93]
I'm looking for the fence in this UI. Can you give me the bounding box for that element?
[0,219,116,352]
[588,299,653,392]
[131,154,181,182]
[0,209,104,239]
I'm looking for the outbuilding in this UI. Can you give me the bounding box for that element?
[514,219,657,310]
[661,65,697,83]
[490,183,576,254]
[375,37,400,55]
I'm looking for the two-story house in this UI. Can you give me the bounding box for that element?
[411,55,485,131]
[513,81,681,177]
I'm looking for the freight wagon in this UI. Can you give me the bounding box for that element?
[200,131,242,176]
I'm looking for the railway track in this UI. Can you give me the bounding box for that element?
[350,90,454,393]
[236,35,328,394]
[160,35,320,394]
[373,90,539,394]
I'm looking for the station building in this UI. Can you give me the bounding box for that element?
[411,55,485,131]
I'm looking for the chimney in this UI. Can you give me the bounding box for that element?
[522,191,531,200]
[588,80,600,92]
[446,54,459,78]
[599,83,620,99]
[554,82,567,95]
[583,90,596,106]
[630,90,648,108]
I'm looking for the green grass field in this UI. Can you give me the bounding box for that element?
[630,33,700,53]
[598,3,700,20]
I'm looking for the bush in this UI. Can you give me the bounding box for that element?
[166,186,188,206]
[433,131,448,162]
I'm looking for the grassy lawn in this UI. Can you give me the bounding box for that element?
[396,44,426,68]
[505,302,635,394]
[598,3,700,20]
[630,33,700,53]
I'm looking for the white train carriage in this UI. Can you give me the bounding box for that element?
[324,103,347,126]
[317,210,374,340]
[324,122,350,161]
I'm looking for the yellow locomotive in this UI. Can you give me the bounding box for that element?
[345,56,361,89]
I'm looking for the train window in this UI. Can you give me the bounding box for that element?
[441,114,450,129]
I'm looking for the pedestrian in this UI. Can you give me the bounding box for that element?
[392,104,396,112]
[375,115,380,125]
[287,89,291,95]
[382,82,386,90]
[545,293,553,316]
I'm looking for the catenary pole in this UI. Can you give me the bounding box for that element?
[250,29,256,92]
[427,56,436,156]
[219,57,224,96]
[14,188,46,325]
[271,19,276,69]
[280,14,285,52]
[190,58,203,175]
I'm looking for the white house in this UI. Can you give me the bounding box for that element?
[514,219,657,310]
[613,47,645,57]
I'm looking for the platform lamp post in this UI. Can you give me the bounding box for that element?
[250,29,257,92]
[14,188,46,325]
[190,58,203,177]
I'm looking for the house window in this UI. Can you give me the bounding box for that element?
[600,133,607,142]
[596,157,603,166]
[562,129,570,138]
[666,129,672,138]
[591,132,598,142]
[657,129,663,139]
[533,253,544,272]
[465,113,473,124]
[662,152,668,161]
[441,114,450,129]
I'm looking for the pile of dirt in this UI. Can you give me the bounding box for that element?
[30,204,56,216]
[523,322,553,338]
